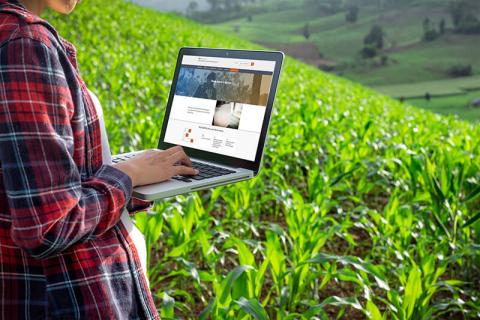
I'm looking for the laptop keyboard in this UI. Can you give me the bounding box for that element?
[111,153,235,183]
[175,161,236,183]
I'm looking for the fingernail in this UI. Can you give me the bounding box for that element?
[195,169,199,174]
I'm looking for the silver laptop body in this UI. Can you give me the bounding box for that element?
[113,48,284,201]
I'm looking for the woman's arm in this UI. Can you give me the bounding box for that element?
[0,37,135,259]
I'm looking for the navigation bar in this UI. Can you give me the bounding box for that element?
[182,55,276,72]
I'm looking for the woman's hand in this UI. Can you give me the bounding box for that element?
[112,146,198,187]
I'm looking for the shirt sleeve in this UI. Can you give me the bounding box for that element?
[0,37,132,260]
[127,197,154,215]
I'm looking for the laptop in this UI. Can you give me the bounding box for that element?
[112,47,284,201]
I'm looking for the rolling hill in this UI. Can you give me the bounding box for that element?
[44,0,480,318]
[130,0,209,12]
[212,0,480,121]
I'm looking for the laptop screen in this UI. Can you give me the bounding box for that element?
[163,55,276,161]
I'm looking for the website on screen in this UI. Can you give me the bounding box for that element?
[164,55,275,161]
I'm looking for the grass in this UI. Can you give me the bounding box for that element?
[212,0,480,121]
[374,76,480,98]
[407,90,480,121]
[45,0,480,318]
[213,0,467,75]
[374,76,480,122]
[344,34,480,86]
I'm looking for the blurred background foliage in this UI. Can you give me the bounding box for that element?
[134,0,480,122]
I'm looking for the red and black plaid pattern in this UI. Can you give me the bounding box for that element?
[0,1,158,318]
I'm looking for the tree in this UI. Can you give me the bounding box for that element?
[447,63,473,77]
[422,17,438,41]
[207,0,222,11]
[423,17,431,32]
[364,25,384,49]
[346,5,359,23]
[186,1,199,17]
[360,46,377,59]
[449,0,468,27]
[448,0,480,34]
[439,18,446,34]
[303,23,311,40]
[380,55,389,66]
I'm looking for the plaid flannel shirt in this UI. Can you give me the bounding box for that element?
[0,1,159,318]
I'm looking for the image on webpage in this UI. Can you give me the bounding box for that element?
[164,57,275,161]
[213,101,243,130]
[176,67,272,106]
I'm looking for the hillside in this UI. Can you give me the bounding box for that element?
[212,0,480,121]
[213,0,480,83]
[45,0,480,318]
[131,0,209,13]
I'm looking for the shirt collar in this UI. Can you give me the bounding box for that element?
[0,0,78,68]
[0,0,25,10]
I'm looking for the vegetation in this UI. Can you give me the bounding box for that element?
[448,64,473,77]
[374,76,480,99]
[364,25,384,50]
[212,0,480,121]
[422,18,439,42]
[374,76,480,121]
[45,0,480,318]
[362,25,384,58]
[187,0,266,23]
[408,90,480,121]
[345,5,359,23]
[448,0,480,34]
[302,23,310,40]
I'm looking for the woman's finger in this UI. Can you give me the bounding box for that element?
[167,150,192,167]
[173,165,198,176]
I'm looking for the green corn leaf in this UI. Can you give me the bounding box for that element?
[199,299,214,320]
[304,296,362,317]
[232,272,250,301]
[219,265,254,305]
[366,300,383,320]
[307,253,389,290]
[233,237,256,267]
[403,267,422,319]
[462,212,480,228]
[235,297,270,320]
[329,163,361,187]
[160,292,175,320]
[465,185,480,203]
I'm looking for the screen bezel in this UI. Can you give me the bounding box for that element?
[158,47,284,174]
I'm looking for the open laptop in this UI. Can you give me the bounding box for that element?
[112,47,284,201]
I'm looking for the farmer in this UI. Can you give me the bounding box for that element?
[0,0,197,318]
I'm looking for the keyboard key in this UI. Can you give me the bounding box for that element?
[191,175,208,180]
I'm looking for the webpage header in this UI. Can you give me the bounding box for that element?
[182,55,276,73]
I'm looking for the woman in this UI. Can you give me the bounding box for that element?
[0,0,198,318]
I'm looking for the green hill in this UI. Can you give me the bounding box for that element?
[213,0,480,83]
[131,0,209,13]
[45,0,480,318]
[212,0,480,121]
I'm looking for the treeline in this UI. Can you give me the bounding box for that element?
[187,0,265,23]
[449,0,480,34]
[422,0,480,39]
[358,0,478,77]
